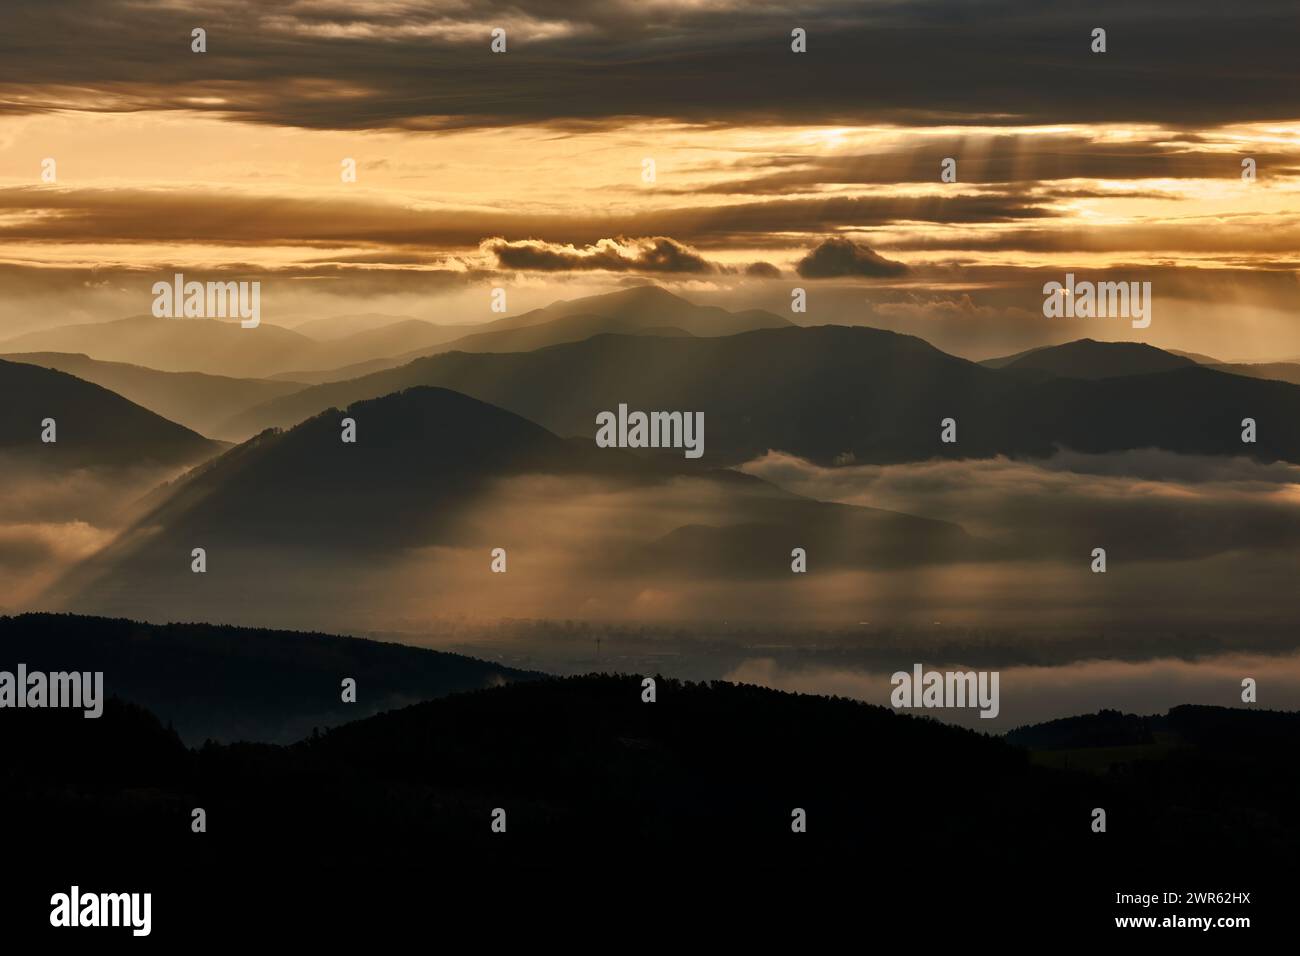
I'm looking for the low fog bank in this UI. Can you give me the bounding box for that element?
[724,652,1300,732]
[0,458,195,610]
[36,455,1300,637]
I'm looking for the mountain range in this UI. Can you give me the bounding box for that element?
[0,612,538,744]
[986,338,1300,386]
[0,358,222,469]
[1,352,307,441]
[42,386,984,626]
[5,624,1294,907]
[16,287,1300,632]
[15,287,1300,470]
[979,338,1196,378]
[222,325,1300,465]
[1,286,791,383]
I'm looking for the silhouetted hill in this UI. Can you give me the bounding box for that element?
[2,695,189,790]
[222,326,1300,466]
[106,386,660,550]
[423,310,694,353]
[46,386,982,624]
[283,318,499,375]
[4,677,1295,915]
[1169,348,1226,365]
[1020,364,1300,459]
[0,358,223,467]
[295,285,791,384]
[289,312,469,341]
[984,340,1300,389]
[0,315,316,378]
[315,317,468,352]
[1009,703,1299,754]
[1007,708,1158,749]
[221,325,1012,459]
[482,285,792,337]
[0,613,540,744]
[0,314,483,380]
[984,338,1196,378]
[0,352,307,440]
[1208,361,1300,386]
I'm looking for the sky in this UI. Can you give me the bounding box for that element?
[1,0,1298,358]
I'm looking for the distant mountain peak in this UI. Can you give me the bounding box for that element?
[547,284,686,309]
[0,358,221,467]
[983,338,1194,379]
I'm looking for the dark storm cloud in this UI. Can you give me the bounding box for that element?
[0,0,1296,130]
[0,185,1051,247]
[692,139,1300,194]
[877,221,1300,256]
[0,261,489,299]
[483,236,717,273]
[796,238,910,279]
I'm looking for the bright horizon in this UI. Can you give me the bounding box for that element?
[1,1,1298,361]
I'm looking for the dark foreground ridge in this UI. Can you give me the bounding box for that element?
[0,612,541,743]
[0,358,221,468]
[2,655,1293,933]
